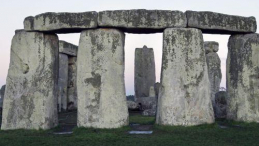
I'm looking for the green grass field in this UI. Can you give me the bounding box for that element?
[0,115,259,146]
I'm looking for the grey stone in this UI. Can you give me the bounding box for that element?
[59,41,78,56]
[58,54,68,112]
[136,96,156,110]
[67,87,77,110]
[127,101,139,110]
[68,61,77,88]
[24,12,98,33]
[204,41,219,53]
[154,82,161,97]
[156,28,214,126]
[227,33,259,122]
[142,109,156,116]
[149,86,156,97]
[205,42,222,111]
[67,57,77,109]
[77,29,128,128]
[186,11,257,34]
[215,91,227,118]
[134,46,156,99]
[98,10,187,33]
[0,85,6,109]
[1,30,58,130]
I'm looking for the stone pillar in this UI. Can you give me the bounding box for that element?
[1,30,59,130]
[204,41,222,111]
[156,28,214,126]
[77,29,128,128]
[58,54,68,112]
[134,46,156,98]
[227,33,259,122]
[0,85,6,109]
[68,57,77,110]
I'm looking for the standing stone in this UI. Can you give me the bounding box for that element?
[134,46,156,99]
[59,41,78,56]
[0,85,6,109]
[204,41,222,110]
[68,57,77,110]
[154,82,161,97]
[149,86,156,97]
[77,29,128,128]
[58,54,68,112]
[227,33,259,122]
[156,28,214,126]
[1,30,58,130]
[215,91,227,118]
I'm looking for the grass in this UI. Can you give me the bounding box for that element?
[0,115,259,146]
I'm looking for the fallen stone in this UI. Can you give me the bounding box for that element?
[142,108,156,116]
[127,101,139,110]
[59,41,78,56]
[135,45,156,98]
[205,41,222,110]
[77,29,128,128]
[156,28,214,126]
[1,30,58,130]
[186,11,257,34]
[227,33,259,122]
[58,54,68,112]
[98,10,187,33]
[215,91,227,118]
[24,12,98,33]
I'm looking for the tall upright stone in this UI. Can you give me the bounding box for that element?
[68,57,77,110]
[227,33,259,122]
[77,29,128,128]
[1,30,59,130]
[135,46,156,98]
[0,85,6,109]
[204,41,222,110]
[58,54,68,112]
[156,28,214,126]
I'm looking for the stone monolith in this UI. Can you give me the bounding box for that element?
[58,54,68,112]
[135,46,156,98]
[156,28,214,126]
[77,29,128,128]
[227,33,259,122]
[1,30,59,130]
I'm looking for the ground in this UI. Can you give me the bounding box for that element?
[0,111,259,146]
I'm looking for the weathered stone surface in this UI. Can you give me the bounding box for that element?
[204,41,219,53]
[136,96,156,110]
[0,85,6,109]
[227,33,259,122]
[149,86,155,97]
[68,57,77,109]
[59,41,78,56]
[154,82,161,97]
[186,11,257,34]
[135,46,156,99]
[58,54,68,112]
[205,41,222,110]
[215,91,227,118]
[156,28,214,126]
[142,108,156,116]
[77,29,128,128]
[24,12,98,33]
[98,10,187,33]
[127,101,139,110]
[1,30,58,130]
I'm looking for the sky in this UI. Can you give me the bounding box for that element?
[0,0,258,95]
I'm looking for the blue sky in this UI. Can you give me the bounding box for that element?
[0,0,258,95]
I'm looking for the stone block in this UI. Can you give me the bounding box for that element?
[59,41,78,56]
[24,12,98,33]
[227,33,259,122]
[186,11,257,34]
[77,29,128,128]
[204,41,219,53]
[215,91,227,118]
[98,10,187,33]
[0,85,6,109]
[1,30,59,130]
[134,46,156,98]
[58,54,68,112]
[156,28,214,126]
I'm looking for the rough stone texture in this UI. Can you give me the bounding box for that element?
[205,41,222,110]
[58,54,68,112]
[136,96,157,110]
[67,57,77,109]
[98,10,187,33]
[59,41,78,56]
[154,82,161,97]
[24,12,98,33]
[215,91,227,118]
[186,11,257,34]
[134,46,156,99]
[156,28,214,126]
[0,85,6,109]
[127,101,139,110]
[142,108,156,116]
[149,86,155,97]
[227,33,259,122]
[1,30,58,130]
[77,29,128,128]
